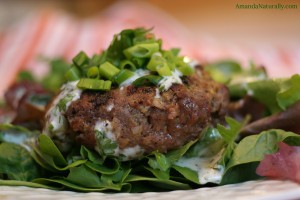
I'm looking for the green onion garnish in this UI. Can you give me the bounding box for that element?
[147,53,165,72]
[114,69,135,85]
[177,65,194,76]
[63,28,195,91]
[131,57,146,68]
[162,51,176,70]
[99,62,120,81]
[123,43,159,59]
[87,66,100,79]
[72,51,89,67]
[132,75,162,87]
[65,66,81,81]
[156,63,172,76]
[119,60,136,71]
[77,78,111,91]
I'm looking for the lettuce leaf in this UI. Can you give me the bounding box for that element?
[277,74,300,110]
[0,124,207,192]
[221,129,300,184]
[0,142,41,181]
[206,60,300,114]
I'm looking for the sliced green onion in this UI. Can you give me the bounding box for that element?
[132,57,146,68]
[156,63,172,76]
[147,53,165,71]
[170,48,180,56]
[177,65,194,76]
[77,78,111,91]
[87,66,100,79]
[72,51,89,67]
[119,60,136,71]
[99,62,120,80]
[90,54,102,66]
[176,58,194,76]
[65,66,81,81]
[123,43,159,59]
[133,34,156,45]
[162,51,176,70]
[132,75,162,87]
[114,69,135,85]
[157,39,163,50]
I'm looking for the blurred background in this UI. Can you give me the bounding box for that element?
[0,0,299,96]
[1,0,299,45]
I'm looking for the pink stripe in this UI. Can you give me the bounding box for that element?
[27,13,78,76]
[0,14,42,97]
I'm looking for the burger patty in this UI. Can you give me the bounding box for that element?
[65,67,229,154]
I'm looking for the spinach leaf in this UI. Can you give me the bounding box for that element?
[277,74,300,110]
[221,129,300,184]
[205,60,300,114]
[0,179,59,190]
[204,60,242,84]
[0,142,40,181]
[38,134,67,167]
[80,146,104,165]
[85,159,119,175]
[172,165,199,184]
[32,134,86,171]
[0,124,39,149]
[66,165,102,188]
[205,60,266,85]
[125,175,191,190]
[147,140,197,171]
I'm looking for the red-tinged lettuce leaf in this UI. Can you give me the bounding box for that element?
[221,129,300,185]
[241,101,300,136]
[256,142,300,183]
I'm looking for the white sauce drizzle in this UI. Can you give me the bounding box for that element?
[94,120,115,140]
[175,148,225,184]
[106,103,114,112]
[94,119,145,160]
[44,81,82,141]
[13,88,26,109]
[154,88,161,98]
[115,145,144,160]
[158,69,183,91]
[120,69,150,87]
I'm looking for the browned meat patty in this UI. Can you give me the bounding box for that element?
[64,67,229,154]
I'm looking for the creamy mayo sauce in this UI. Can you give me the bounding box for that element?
[154,88,161,98]
[115,145,145,160]
[158,69,183,91]
[94,120,115,140]
[94,119,145,160]
[44,81,82,141]
[120,69,150,87]
[106,103,114,112]
[175,149,225,184]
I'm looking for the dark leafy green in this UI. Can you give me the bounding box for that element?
[0,142,40,181]
[206,60,300,114]
[277,74,300,110]
[17,58,69,93]
[221,129,300,184]
[0,122,232,192]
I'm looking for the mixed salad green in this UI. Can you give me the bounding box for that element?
[0,28,300,192]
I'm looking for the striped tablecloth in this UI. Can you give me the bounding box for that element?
[0,1,299,97]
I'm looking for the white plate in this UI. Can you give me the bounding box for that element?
[1,180,300,200]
